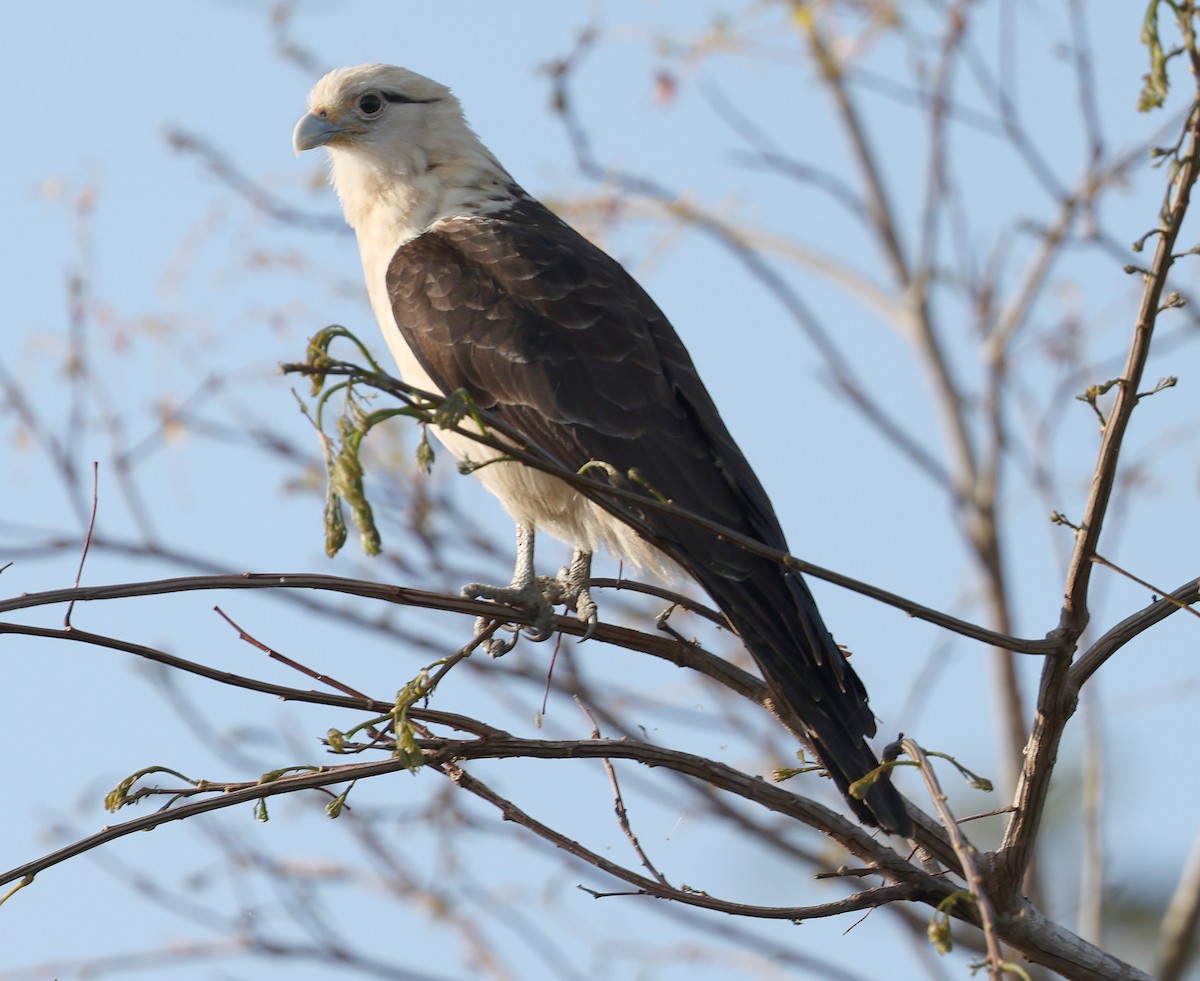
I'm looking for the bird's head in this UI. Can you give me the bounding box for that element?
[294,64,512,239]
[293,64,455,165]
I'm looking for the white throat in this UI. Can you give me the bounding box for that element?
[324,134,518,392]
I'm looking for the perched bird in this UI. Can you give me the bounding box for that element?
[294,64,910,834]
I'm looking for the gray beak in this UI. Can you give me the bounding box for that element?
[293,113,345,155]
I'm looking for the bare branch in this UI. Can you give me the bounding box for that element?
[0,757,414,886]
[0,621,505,750]
[63,460,99,627]
[456,762,918,921]
[0,578,766,708]
[998,94,1200,892]
[165,127,349,233]
[578,700,671,887]
[903,739,1005,980]
[1069,576,1200,691]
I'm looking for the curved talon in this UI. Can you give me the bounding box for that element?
[523,603,557,643]
[483,635,518,657]
[470,614,520,657]
[556,549,599,641]
[574,588,599,640]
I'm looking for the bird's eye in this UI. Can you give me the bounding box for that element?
[357,93,384,116]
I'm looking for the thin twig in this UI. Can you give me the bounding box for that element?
[445,763,930,921]
[576,699,670,886]
[63,461,99,628]
[588,577,726,627]
[213,604,370,700]
[902,739,1005,980]
[1089,555,1200,620]
[0,620,503,737]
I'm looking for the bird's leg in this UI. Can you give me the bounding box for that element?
[547,548,598,639]
[462,522,557,656]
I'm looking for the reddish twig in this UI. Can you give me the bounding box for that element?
[213,603,370,700]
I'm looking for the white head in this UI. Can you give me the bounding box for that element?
[294,64,514,242]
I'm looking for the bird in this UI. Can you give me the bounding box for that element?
[293,64,910,835]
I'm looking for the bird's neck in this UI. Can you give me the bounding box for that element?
[330,143,515,251]
[327,142,518,351]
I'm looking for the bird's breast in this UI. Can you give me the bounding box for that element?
[359,231,677,579]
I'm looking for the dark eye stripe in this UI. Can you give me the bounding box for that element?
[381,91,438,105]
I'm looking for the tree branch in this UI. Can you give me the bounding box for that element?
[0,576,767,708]
[0,757,415,887]
[285,358,1059,655]
[448,762,926,921]
[997,94,1200,892]
[904,739,1005,980]
[1069,576,1200,691]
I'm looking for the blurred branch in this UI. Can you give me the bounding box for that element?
[544,31,952,492]
[1156,823,1200,981]
[165,127,348,233]
[268,0,327,77]
[0,940,458,981]
[0,360,88,527]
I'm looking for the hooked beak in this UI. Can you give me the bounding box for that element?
[293,112,347,155]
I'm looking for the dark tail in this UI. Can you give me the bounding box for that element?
[694,562,911,836]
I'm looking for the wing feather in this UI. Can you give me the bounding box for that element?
[387,198,777,565]
[384,195,909,833]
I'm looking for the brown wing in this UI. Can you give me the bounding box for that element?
[387,197,780,572]
[385,195,908,833]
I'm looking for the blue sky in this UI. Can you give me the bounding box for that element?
[3,3,1198,980]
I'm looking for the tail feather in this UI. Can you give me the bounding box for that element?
[694,563,911,836]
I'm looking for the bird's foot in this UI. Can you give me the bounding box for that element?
[462,557,598,655]
[462,578,559,656]
[545,564,598,640]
